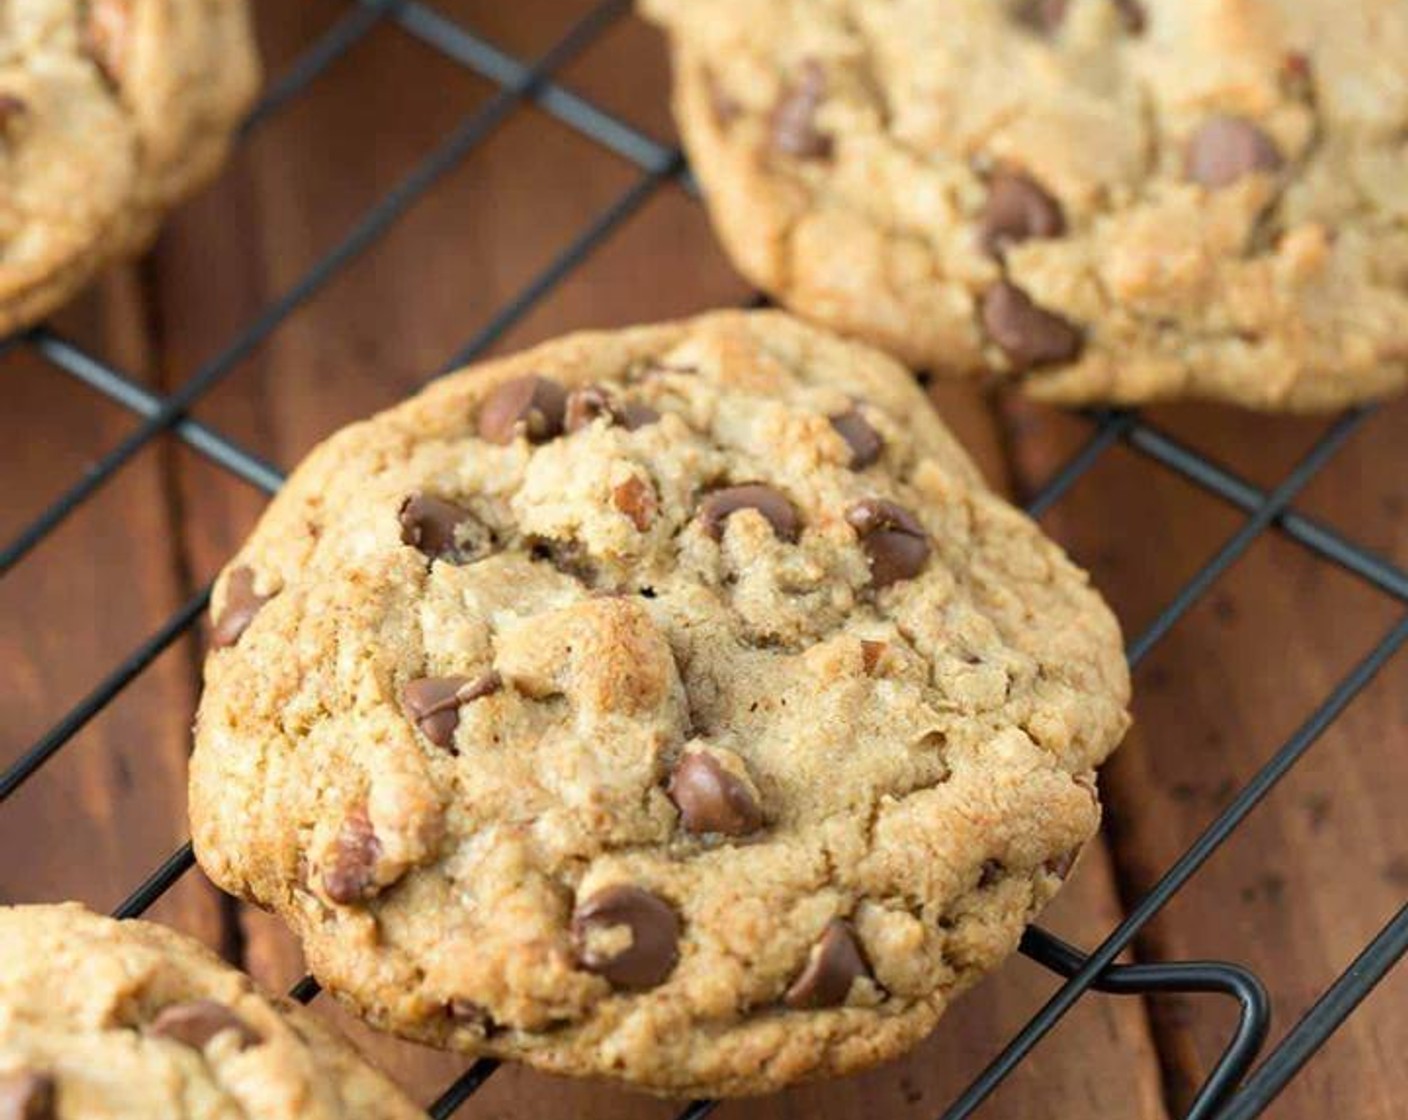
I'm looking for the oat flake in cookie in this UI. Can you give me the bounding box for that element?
[0,904,423,1119]
[0,1,259,335]
[191,311,1130,1096]
[640,0,1408,411]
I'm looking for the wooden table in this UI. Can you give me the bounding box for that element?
[2,2,1404,1117]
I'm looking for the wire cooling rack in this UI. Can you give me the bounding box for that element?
[2,2,1405,1117]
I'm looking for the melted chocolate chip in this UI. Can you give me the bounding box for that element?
[399,493,475,561]
[564,385,661,433]
[784,920,872,1009]
[1185,116,1284,189]
[699,485,800,543]
[0,1071,54,1120]
[564,385,616,433]
[447,999,494,1031]
[149,1000,260,1051]
[572,885,680,989]
[771,59,831,159]
[83,0,129,86]
[403,673,502,750]
[981,281,1084,370]
[847,500,931,589]
[980,171,1066,257]
[477,375,567,445]
[322,808,382,905]
[612,476,656,532]
[1020,0,1143,33]
[668,752,763,836]
[829,408,883,469]
[211,566,273,649]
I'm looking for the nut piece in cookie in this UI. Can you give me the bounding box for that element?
[572,885,681,990]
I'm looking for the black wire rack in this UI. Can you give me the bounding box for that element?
[2,2,1405,1117]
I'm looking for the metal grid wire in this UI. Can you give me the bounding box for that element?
[2,1,1405,1117]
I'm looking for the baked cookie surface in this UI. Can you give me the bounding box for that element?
[191,311,1130,1096]
[0,904,422,1119]
[641,0,1408,411]
[0,0,259,334]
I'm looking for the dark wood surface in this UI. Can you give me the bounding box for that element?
[1,2,1403,1117]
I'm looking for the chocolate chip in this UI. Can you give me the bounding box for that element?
[860,639,887,675]
[620,402,662,430]
[699,484,800,543]
[399,493,475,561]
[0,95,28,137]
[980,171,1066,257]
[447,999,493,1029]
[402,673,501,750]
[0,1071,54,1120]
[1016,0,1069,32]
[829,408,883,469]
[1114,0,1147,33]
[978,859,1004,888]
[771,59,831,159]
[572,885,680,989]
[149,1000,259,1051]
[980,281,1083,370]
[564,385,616,433]
[612,476,656,532]
[784,920,872,1009]
[1185,117,1284,189]
[322,808,382,905]
[83,0,130,86]
[477,375,566,445]
[847,500,931,589]
[1019,0,1143,33]
[564,385,661,433]
[211,566,273,649]
[668,753,763,836]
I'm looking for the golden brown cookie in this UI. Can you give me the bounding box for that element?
[191,310,1130,1096]
[641,0,1408,411]
[0,0,259,334]
[0,904,423,1119]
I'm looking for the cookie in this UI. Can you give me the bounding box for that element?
[0,0,259,335]
[0,904,422,1119]
[190,310,1130,1096]
[640,0,1408,411]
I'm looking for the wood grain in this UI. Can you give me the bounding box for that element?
[0,271,224,944]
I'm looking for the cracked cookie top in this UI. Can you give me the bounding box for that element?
[190,311,1129,1096]
[0,0,259,333]
[0,904,422,1119]
[641,0,1408,411]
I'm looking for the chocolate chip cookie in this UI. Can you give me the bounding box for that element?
[0,1,259,335]
[641,0,1408,410]
[0,904,422,1119]
[191,310,1130,1096]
